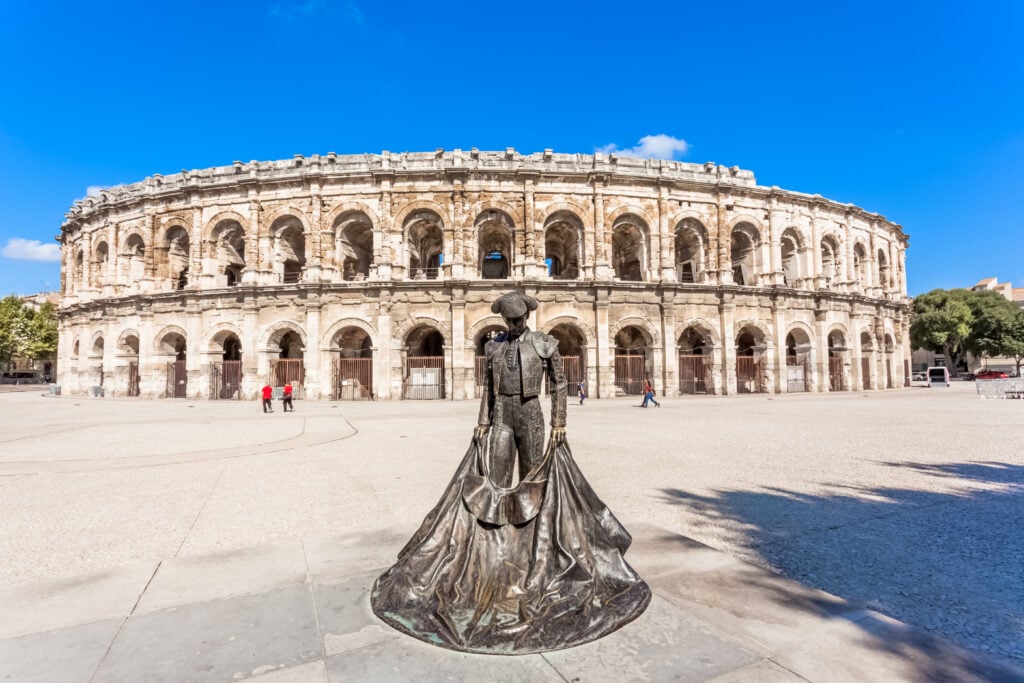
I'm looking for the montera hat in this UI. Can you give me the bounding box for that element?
[491,291,538,319]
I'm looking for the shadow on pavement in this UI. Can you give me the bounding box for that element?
[660,461,1024,677]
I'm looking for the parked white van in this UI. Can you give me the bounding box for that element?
[927,366,951,388]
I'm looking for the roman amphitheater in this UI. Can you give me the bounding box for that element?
[56,149,910,401]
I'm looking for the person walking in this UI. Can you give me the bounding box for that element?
[577,380,586,405]
[641,377,660,408]
[282,382,294,412]
[261,382,274,413]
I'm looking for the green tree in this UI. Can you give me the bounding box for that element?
[24,302,58,360]
[972,302,1024,376]
[0,295,30,364]
[910,289,976,369]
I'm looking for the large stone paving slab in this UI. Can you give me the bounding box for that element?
[311,570,401,657]
[0,618,123,683]
[92,584,321,683]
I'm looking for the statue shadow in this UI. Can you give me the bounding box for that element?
[660,461,1024,676]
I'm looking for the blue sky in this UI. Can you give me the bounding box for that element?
[1,1,1021,297]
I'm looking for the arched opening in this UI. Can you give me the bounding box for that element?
[94,241,109,287]
[860,331,874,390]
[678,326,711,394]
[335,212,374,281]
[736,326,766,393]
[474,325,506,390]
[547,323,586,388]
[332,326,373,399]
[125,234,145,284]
[784,329,812,392]
[212,220,246,287]
[878,249,890,291]
[780,229,802,287]
[404,325,445,399]
[611,216,647,282]
[883,333,895,389]
[544,212,582,279]
[163,226,190,291]
[209,331,243,400]
[90,336,105,387]
[730,223,760,286]
[477,211,513,280]
[828,330,848,391]
[272,217,305,284]
[853,243,868,290]
[267,327,305,395]
[613,325,650,395]
[821,236,840,285]
[119,332,141,397]
[73,250,84,293]
[158,331,187,397]
[674,219,706,283]
[406,211,443,280]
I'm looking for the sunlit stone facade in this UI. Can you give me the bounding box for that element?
[57,150,910,400]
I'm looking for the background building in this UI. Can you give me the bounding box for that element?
[57,150,910,400]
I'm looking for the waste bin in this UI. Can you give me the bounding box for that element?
[90,385,105,398]
[49,384,61,396]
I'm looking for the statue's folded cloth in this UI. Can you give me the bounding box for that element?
[370,425,651,654]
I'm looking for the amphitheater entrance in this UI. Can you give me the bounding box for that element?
[118,332,140,397]
[674,219,706,284]
[331,327,373,400]
[677,327,710,394]
[473,325,505,391]
[269,331,305,397]
[547,323,586,391]
[828,331,848,391]
[614,325,650,395]
[784,330,811,393]
[272,218,306,284]
[334,212,374,281]
[544,212,582,280]
[860,332,874,390]
[404,326,445,399]
[611,216,646,282]
[89,336,105,390]
[477,212,513,279]
[736,327,766,394]
[209,332,243,400]
[159,332,187,398]
[406,212,443,280]
[883,334,896,389]
[161,226,190,291]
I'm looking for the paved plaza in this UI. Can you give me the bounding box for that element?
[0,384,1022,681]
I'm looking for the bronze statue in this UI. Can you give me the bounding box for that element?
[371,291,650,654]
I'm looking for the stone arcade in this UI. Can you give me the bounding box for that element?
[56,150,910,400]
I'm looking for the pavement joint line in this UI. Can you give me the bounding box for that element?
[300,539,330,664]
[765,657,813,682]
[174,464,227,558]
[538,651,572,682]
[129,561,163,616]
[86,616,127,683]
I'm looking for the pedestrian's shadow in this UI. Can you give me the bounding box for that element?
[660,461,1024,675]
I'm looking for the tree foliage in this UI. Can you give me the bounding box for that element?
[0,296,58,363]
[911,288,1024,373]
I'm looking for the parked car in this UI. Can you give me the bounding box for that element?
[927,366,951,387]
[975,370,1009,380]
[912,371,927,382]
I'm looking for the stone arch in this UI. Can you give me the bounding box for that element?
[538,201,592,231]
[859,328,876,351]
[475,209,515,279]
[393,199,450,235]
[206,323,245,354]
[674,217,708,283]
[117,329,141,355]
[404,323,447,356]
[121,232,147,283]
[606,204,657,231]
[73,248,85,292]
[324,201,381,230]
[609,316,660,348]
[610,213,649,282]
[853,242,870,288]
[206,214,248,284]
[780,226,804,286]
[330,326,374,357]
[543,210,584,279]
[89,332,105,357]
[677,325,714,353]
[160,224,191,289]
[877,247,891,289]
[321,318,378,350]
[154,326,187,359]
[93,239,110,286]
[826,323,850,345]
[613,321,654,395]
[394,316,452,350]
[333,210,375,280]
[821,234,841,282]
[261,321,307,354]
[546,321,588,357]
[401,207,445,280]
[729,220,762,286]
[734,319,773,346]
[540,316,596,348]
[269,212,307,283]
[202,211,249,246]
[71,336,81,358]
[678,317,722,350]
[465,316,506,347]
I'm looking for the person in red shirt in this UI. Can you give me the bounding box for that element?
[282,382,294,412]
[261,383,274,413]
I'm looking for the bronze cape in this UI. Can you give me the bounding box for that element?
[370,428,652,654]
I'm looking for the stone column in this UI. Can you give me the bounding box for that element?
[816,313,830,393]
[450,286,467,399]
[773,304,787,394]
[594,289,612,397]
[719,296,736,394]
[593,184,613,279]
[661,291,677,397]
[306,188,323,283]
[304,296,322,400]
[716,195,731,285]
[376,291,394,399]
[241,297,260,400]
[658,187,674,282]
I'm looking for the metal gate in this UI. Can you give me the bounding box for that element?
[861,357,871,389]
[404,356,445,399]
[475,356,487,387]
[829,357,846,391]
[333,358,373,400]
[736,356,765,394]
[614,353,646,395]
[166,360,187,398]
[678,354,708,394]
[128,362,140,397]
[543,356,584,394]
[209,360,243,400]
[786,356,808,393]
[270,359,305,397]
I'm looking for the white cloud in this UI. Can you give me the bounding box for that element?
[2,238,62,263]
[597,134,690,160]
[86,185,112,197]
